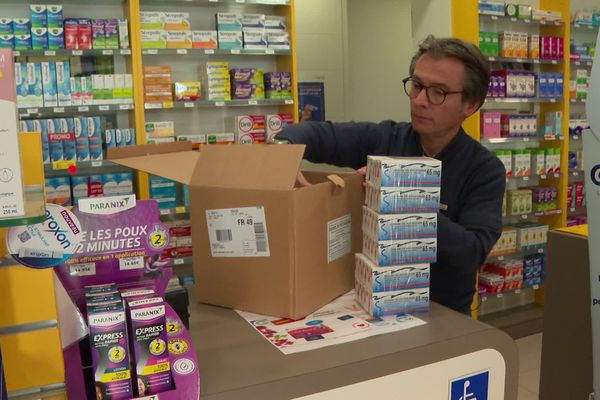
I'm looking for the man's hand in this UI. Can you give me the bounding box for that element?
[356,166,367,187]
[296,171,312,187]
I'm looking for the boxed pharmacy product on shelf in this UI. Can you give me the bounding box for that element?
[366,156,441,187]
[109,142,363,319]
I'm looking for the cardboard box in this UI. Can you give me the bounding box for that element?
[109,143,363,318]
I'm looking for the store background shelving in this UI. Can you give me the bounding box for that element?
[452,0,574,337]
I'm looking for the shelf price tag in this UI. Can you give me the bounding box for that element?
[174,258,184,265]
[26,108,39,114]
[248,100,258,105]
[72,50,83,56]
[481,296,488,302]
[147,49,158,55]
[516,58,524,63]
[204,49,215,55]
[163,101,174,109]
[552,60,558,64]
[102,50,114,55]
[285,99,294,105]
[533,59,540,64]
[498,256,504,261]
[515,289,521,294]
[177,49,188,55]
[99,105,110,111]
[121,49,131,55]
[510,17,517,22]
[236,0,245,3]
[91,161,103,167]
[230,49,241,54]
[45,50,56,56]
[52,159,76,170]
[550,98,556,103]
[13,51,20,56]
[160,209,171,215]
[53,107,65,113]
[553,173,559,178]
[533,284,540,290]
[524,19,531,23]
[540,174,547,179]
[145,103,162,109]
[266,49,275,55]
[175,206,186,214]
[570,207,576,212]
[489,57,496,61]
[215,101,225,107]
[78,106,89,112]
[184,102,194,108]
[497,293,504,298]
[573,172,580,176]
[538,248,544,254]
[119,104,130,110]
[208,0,218,2]
[521,214,528,220]
[491,15,498,20]
[523,176,529,181]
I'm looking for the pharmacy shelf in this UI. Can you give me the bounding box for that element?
[18,103,134,118]
[487,56,561,65]
[44,160,130,177]
[159,206,190,216]
[571,60,594,67]
[480,285,541,301]
[144,99,293,110]
[13,49,131,57]
[481,136,563,144]
[140,0,289,5]
[0,185,46,228]
[572,23,600,32]
[568,205,587,214]
[142,48,291,56]
[479,13,563,26]
[506,173,561,184]
[487,245,546,263]
[503,208,563,221]
[484,97,563,104]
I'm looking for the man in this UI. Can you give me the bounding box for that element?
[275,36,506,315]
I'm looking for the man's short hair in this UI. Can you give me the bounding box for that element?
[409,35,491,109]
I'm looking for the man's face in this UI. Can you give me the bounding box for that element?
[409,53,478,138]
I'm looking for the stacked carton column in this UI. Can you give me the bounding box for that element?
[355,156,442,317]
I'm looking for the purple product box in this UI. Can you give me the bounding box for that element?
[230,68,258,84]
[232,83,260,99]
[127,297,173,396]
[104,19,119,49]
[87,301,134,400]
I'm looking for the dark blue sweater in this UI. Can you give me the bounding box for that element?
[280,120,506,312]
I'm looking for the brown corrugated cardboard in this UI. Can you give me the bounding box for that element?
[110,144,364,318]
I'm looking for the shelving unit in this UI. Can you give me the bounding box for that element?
[452,0,571,332]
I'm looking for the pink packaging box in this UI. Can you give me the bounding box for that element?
[78,18,92,49]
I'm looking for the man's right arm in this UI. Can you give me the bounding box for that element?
[277,121,396,170]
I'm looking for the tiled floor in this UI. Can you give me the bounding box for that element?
[516,333,542,400]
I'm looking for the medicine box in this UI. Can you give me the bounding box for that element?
[366,155,441,188]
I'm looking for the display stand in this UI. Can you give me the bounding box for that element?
[190,299,519,399]
[45,197,200,399]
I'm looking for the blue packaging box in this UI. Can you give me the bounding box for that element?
[30,5,47,28]
[355,253,430,292]
[356,283,430,316]
[41,61,58,107]
[367,156,442,188]
[366,184,441,214]
[76,137,90,162]
[362,206,437,241]
[31,27,48,50]
[48,28,64,50]
[14,34,31,50]
[0,34,13,48]
[12,19,31,34]
[363,236,437,266]
[0,19,12,34]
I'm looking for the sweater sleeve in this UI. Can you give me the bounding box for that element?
[436,156,506,274]
[278,121,397,169]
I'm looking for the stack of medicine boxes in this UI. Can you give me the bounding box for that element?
[356,156,442,317]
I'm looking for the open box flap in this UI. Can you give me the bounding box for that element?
[191,144,306,190]
[108,142,199,185]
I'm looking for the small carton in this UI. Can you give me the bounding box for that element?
[64,19,78,49]
[355,282,429,316]
[140,12,165,30]
[48,28,64,50]
[242,14,265,29]
[46,5,63,28]
[41,61,58,107]
[365,184,441,214]
[231,115,265,144]
[218,31,242,49]
[31,27,48,50]
[78,19,92,50]
[362,206,437,241]
[166,30,192,49]
[109,143,364,319]
[264,15,286,31]
[104,19,120,49]
[362,235,437,266]
[163,12,190,31]
[355,253,430,292]
[216,13,242,31]
[265,113,293,142]
[56,61,71,106]
[145,121,175,138]
[87,301,134,399]
[206,133,235,144]
[0,50,25,216]
[243,29,267,49]
[0,34,13,49]
[127,297,173,395]
[0,19,12,34]
[27,62,44,107]
[192,31,217,49]
[92,19,106,49]
[30,5,47,28]
[12,19,31,35]
[118,18,129,49]
[14,34,31,51]
[366,156,441,188]
[266,31,290,50]
[141,30,167,49]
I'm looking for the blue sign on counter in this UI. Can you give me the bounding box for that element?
[450,370,489,400]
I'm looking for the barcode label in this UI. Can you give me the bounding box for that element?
[206,206,269,257]
[216,229,232,242]
[254,222,267,252]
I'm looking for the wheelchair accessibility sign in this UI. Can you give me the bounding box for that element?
[450,370,489,400]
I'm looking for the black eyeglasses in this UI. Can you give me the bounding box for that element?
[402,77,464,105]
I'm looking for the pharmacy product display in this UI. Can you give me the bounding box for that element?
[0,5,129,51]
[50,197,199,399]
[356,156,441,316]
[486,70,564,99]
[140,11,289,50]
[479,1,563,22]
[45,172,133,206]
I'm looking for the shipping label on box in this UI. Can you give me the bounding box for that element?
[206,206,270,257]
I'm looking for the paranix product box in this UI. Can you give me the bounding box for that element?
[366,155,441,188]
[109,143,363,319]
[0,49,25,217]
[362,235,437,266]
[127,296,173,395]
[355,281,429,316]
